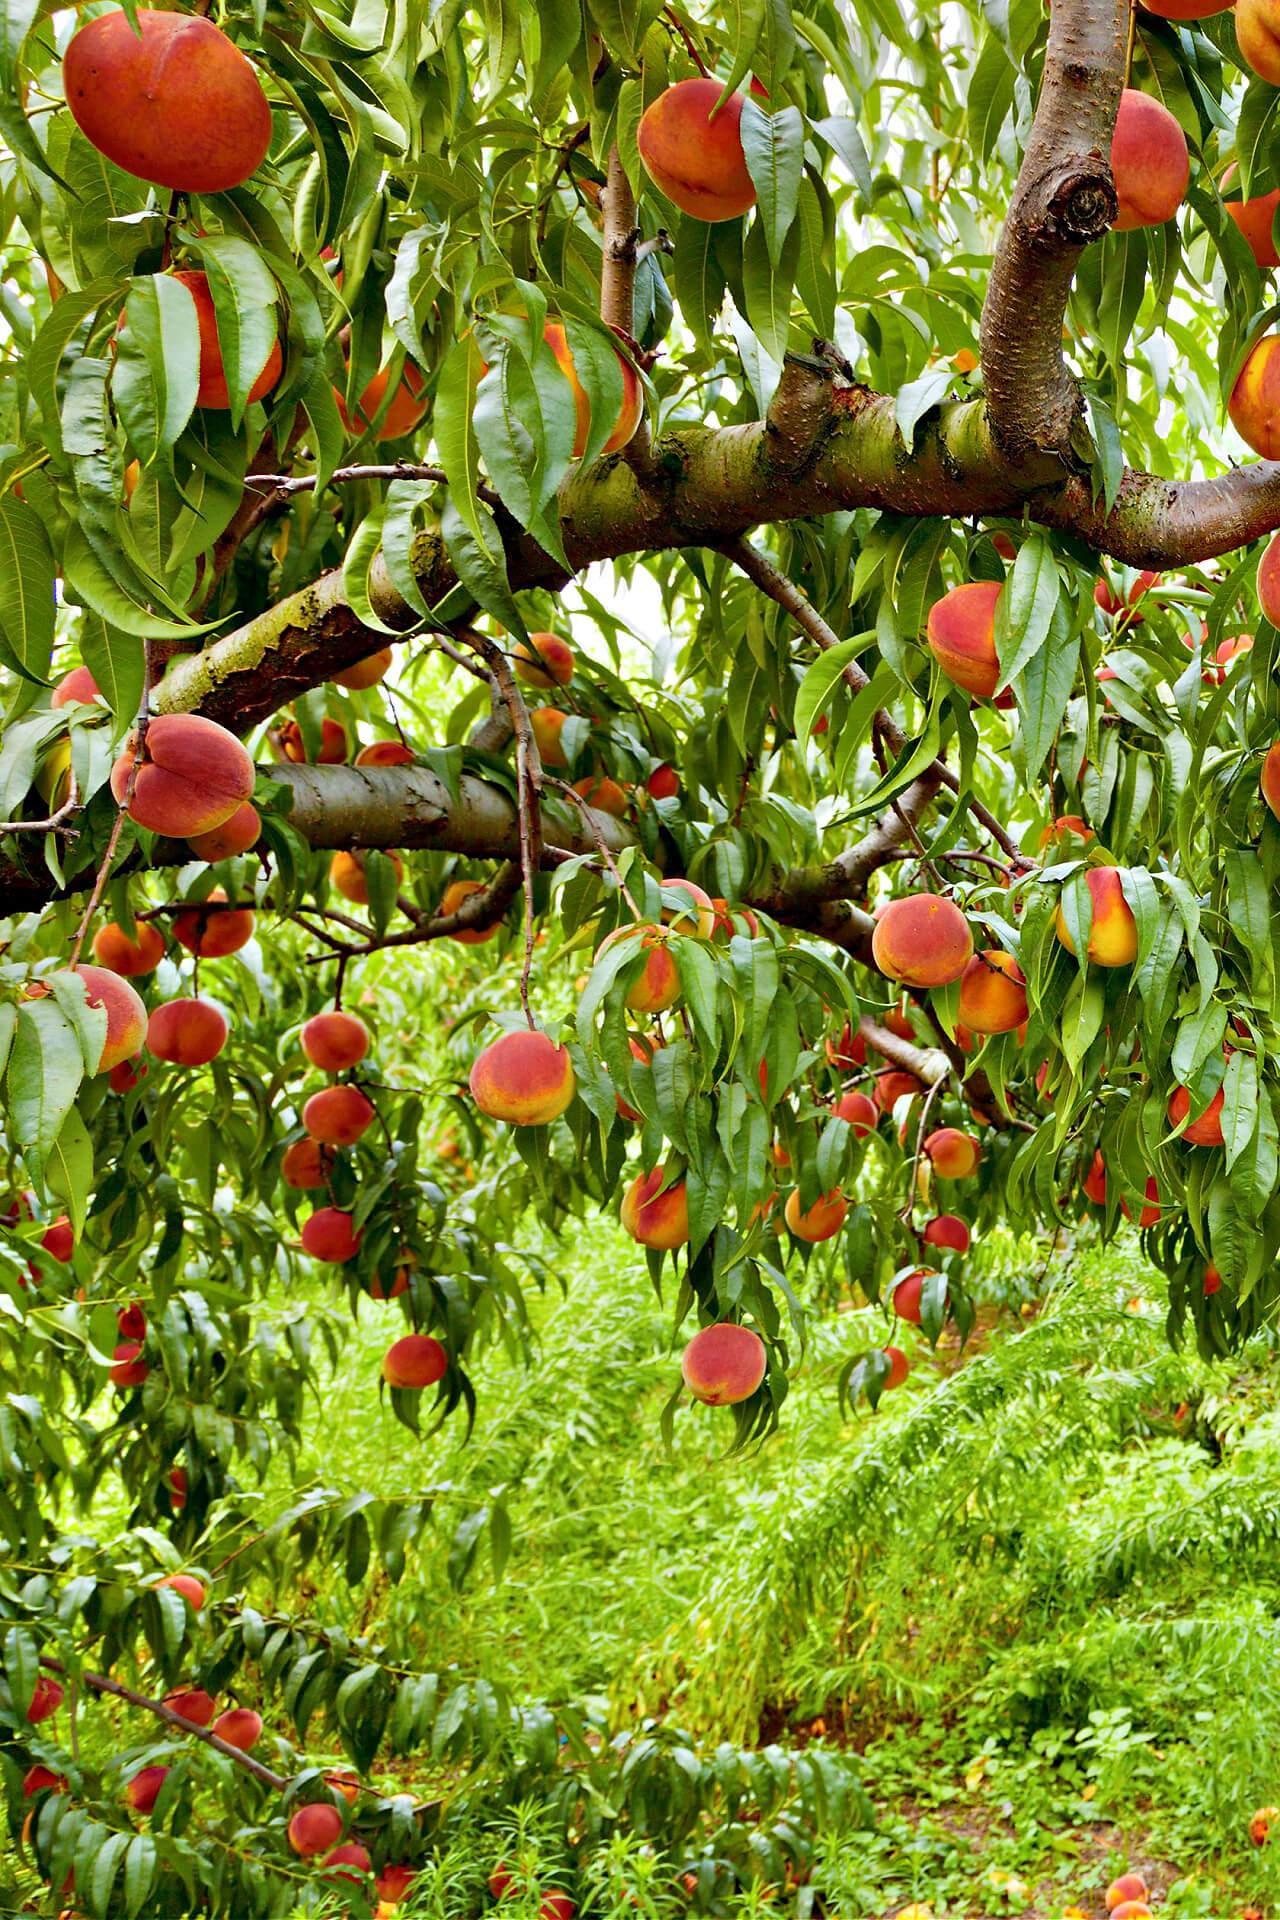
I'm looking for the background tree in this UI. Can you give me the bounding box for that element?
[2,0,1280,1907]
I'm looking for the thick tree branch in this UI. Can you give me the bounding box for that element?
[600,146,639,335]
[39,1656,285,1791]
[859,1016,952,1088]
[753,772,945,916]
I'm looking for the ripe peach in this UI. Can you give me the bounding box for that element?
[303,1085,375,1146]
[117,1301,146,1341]
[1168,1082,1226,1145]
[826,1021,866,1070]
[376,1864,417,1902]
[280,716,349,764]
[1054,867,1138,967]
[51,665,101,707]
[57,965,147,1071]
[1109,1907,1152,1920]
[1208,634,1254,683]
[301,1010,370,1072]
[1261,740,1280,820]
[324,1770,361,1804]
[637,78,755,221]
[925,581,1002,697]
[573,773,629,817]
[112,713,254,838]
[1083,1148,1108,1205]
[332,647,393,690]
[660,878,716,939]
[27,1675,63,1723]
[681,1323,766,1404]
[63,10,272,193]
[833,1089,878,1137]
[125,1765,169,1814]
[186,802,261,862]
[329,849,403,903]
[957,950,1027,1034]
[1095,568,1160,619]
[1229,334,1280,457]
[530,707,570,767]
[287,1803,344,1857]
[872,893,974,988]
[646,762,679,800]
[1227,177,1280,268]
[168,1465,187,1509]
[1122,1175,1162,1228]
[212,1707,262,1750]
[163,1687,216,1726]
[514,632,574,688]
[882,1347,910,1389]
[1238,0,1280,83]
[1204,1262,1223,1295]
[1258,531,1280,625]
[1111,90,1189,230]
[156,1572,205,1609]
[439,878,503,943]
[301,1207,362,1263]
[147,997,228,1066]
[369,1260,410,1300]
[923,1213,970,1254]
[603,927,681,1014]
[892,1269,937,1323]
[1105,1874,1149,1910]
[23,1764,67,1796]
[1038,814,1094,852]
[1143,0,1228,12]
[383,1333,448,1389]
[1249,1805,1279,1844]
[354,739,415,767]
[875,1070,923,1112]
[109,1340,148,1387]
[167,270,281,409]
[470,1029,576,1125]
[324,1842,373,1880]
[621,1168,690,1248]
[172,887,254,957]
[924,1128,980,1178]
[281,1137,334,1189]
[544,321,642,458]
[41,1216,73,1262]
[336,365,428,441]
[784,1187,848,1241]
[539,1893,574,1920]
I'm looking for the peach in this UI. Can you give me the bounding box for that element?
[163,1687,216,1726]
[604,927,681,1014]
[354,739,415,767]
[1168,1082,1226,1145]
[51,665,101,707]
[336,365,428,441]
[826,1022,866,1070]
[784,1187,848,1241]
[168,1465,187,1508]
[1143,0,1229,12]
[1105,1874,1149,1910]
[332,647,393,690]
[1238,0,1280,83]
[369,1260,410,1300]
[166,270,281,409]
[324,1770,361,1804]
[573,774,629,817]
[376,1865,417,1902]
[302,1010,370,1071]
[329,849,403,904]
[681,1323,766,1404]
[1209,633,1254,682]
[923,1213,970,1253]
[156,1572,205,1608]
[1227,179,1280,268]
[1122,1175,1162,1228]
[439,878,503,943]
[117,1300,146,1340]
[470,1029,576,1125]
[621,1168,690,1249]
[382,1333,448,1388]
[303,1085,375,1146]
[112,713,255,838]
[147,997,228,1066]
[301,1207,362,1262]
[27,1675,63,1723]
[187,802,261,862]
[125,1765,169,1814]
[661,878,716,939]
[833,1089,878,1137]
[540,1894,575,1920]
[1094,568,1160,619]
[514,632,574,688]
[323,1843,373,1881]
[281,716,349,764]
[1261,740,1280,819]
[1083,1148,1108,1205]
[616,1034,657,1123]
[1229,334,1280,456]
[544,321,642,458]
[957,950,1028,1034]
[109,1340,148,1386]
[875,1070,923,1112]
[59,965,147,1071]
[1250,1805,1279,1844]
[882,1346,910,1389]
[23,1764,67,1796]
[530,707,570,767]
[1109,1907,1152,1920]
[287,1803,344,1857]
[1038,814,1093,851]
[212,1707,262,1750]
[924,1128,980,1178]
[63,10,272,193]
[892,1268,936,1323]
[1258,531,1280,625]
[281,1137,334,1189]
[872,893,974,988]
[1054,867,1138,967]
[41,1216,73,1262]
[647,762,679,799]
[1204,1262,1223,1295]
[637,78,756,221]
[172,887,254,957]
[710,898,760,939]
[925,581,1002,697]
[1110,90,1189,230]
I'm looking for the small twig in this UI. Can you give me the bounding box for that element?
[546,779,642,918]
[536,121,593,250]
[67,644,152,969]
[244,461,449,497]
[665,4,711,73]
[901,1074,947,1230]
[0,772,80,835]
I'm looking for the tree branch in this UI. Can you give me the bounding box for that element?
[39,1656,285,1791]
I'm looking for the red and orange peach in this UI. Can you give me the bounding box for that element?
[681,1323,767,1404]
[469,1029,576,1125]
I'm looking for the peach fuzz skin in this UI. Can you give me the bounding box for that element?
[924,1128,981,1178]
[957,949,1028,1033]
[1262,740,1280,819]
[1055,867,1139,968]
[925,581,1002,698]
[301,1207,362,1263]
[621,1169,690,1249]
[147,998,228,1067]
[169,270,282,409]
[62,10,272,195]
[211,1707,262,1750]
[681,1323,767,1404]
[301,1011,370,1071]
[439,879,503,943]
[92,919,165,977]
[329,849,404,904]
[1237,0,1280,85]
[51,665,100,707]
[1230,334,1280,457]
[187,801,261,862]
[281,1138,334,1189]
[872,893,973,989]
[287,1804,344,1857]
[1168,1082,1226,1145]
[383,1333,448,1388]
[1110,90,1189,231]
[469,1029,576,1125]
[545,322,642,458]
[45,966,147,1072]
[784,1187,848,1242]
[1224,172,1280,269]
[336,366,427,441]
[303,1085,375,1146]
[331,646,393,690]
[638,79,756,222]
[111,713,255,839]
[514,632,574,688]
[172,888,254,957]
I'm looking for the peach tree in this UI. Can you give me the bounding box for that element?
[1,0,1279,1907]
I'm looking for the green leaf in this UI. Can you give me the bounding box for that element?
[0,494,56,682]
[813,115,872,203]
[740,101,805,267]
[45,1107,94,1238]
[195,236,282,429]
[8,997,84,1166]
[111,274,201,464]
[995,534,1060,690]
[433,334,487,544]
[79,613,145,722]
